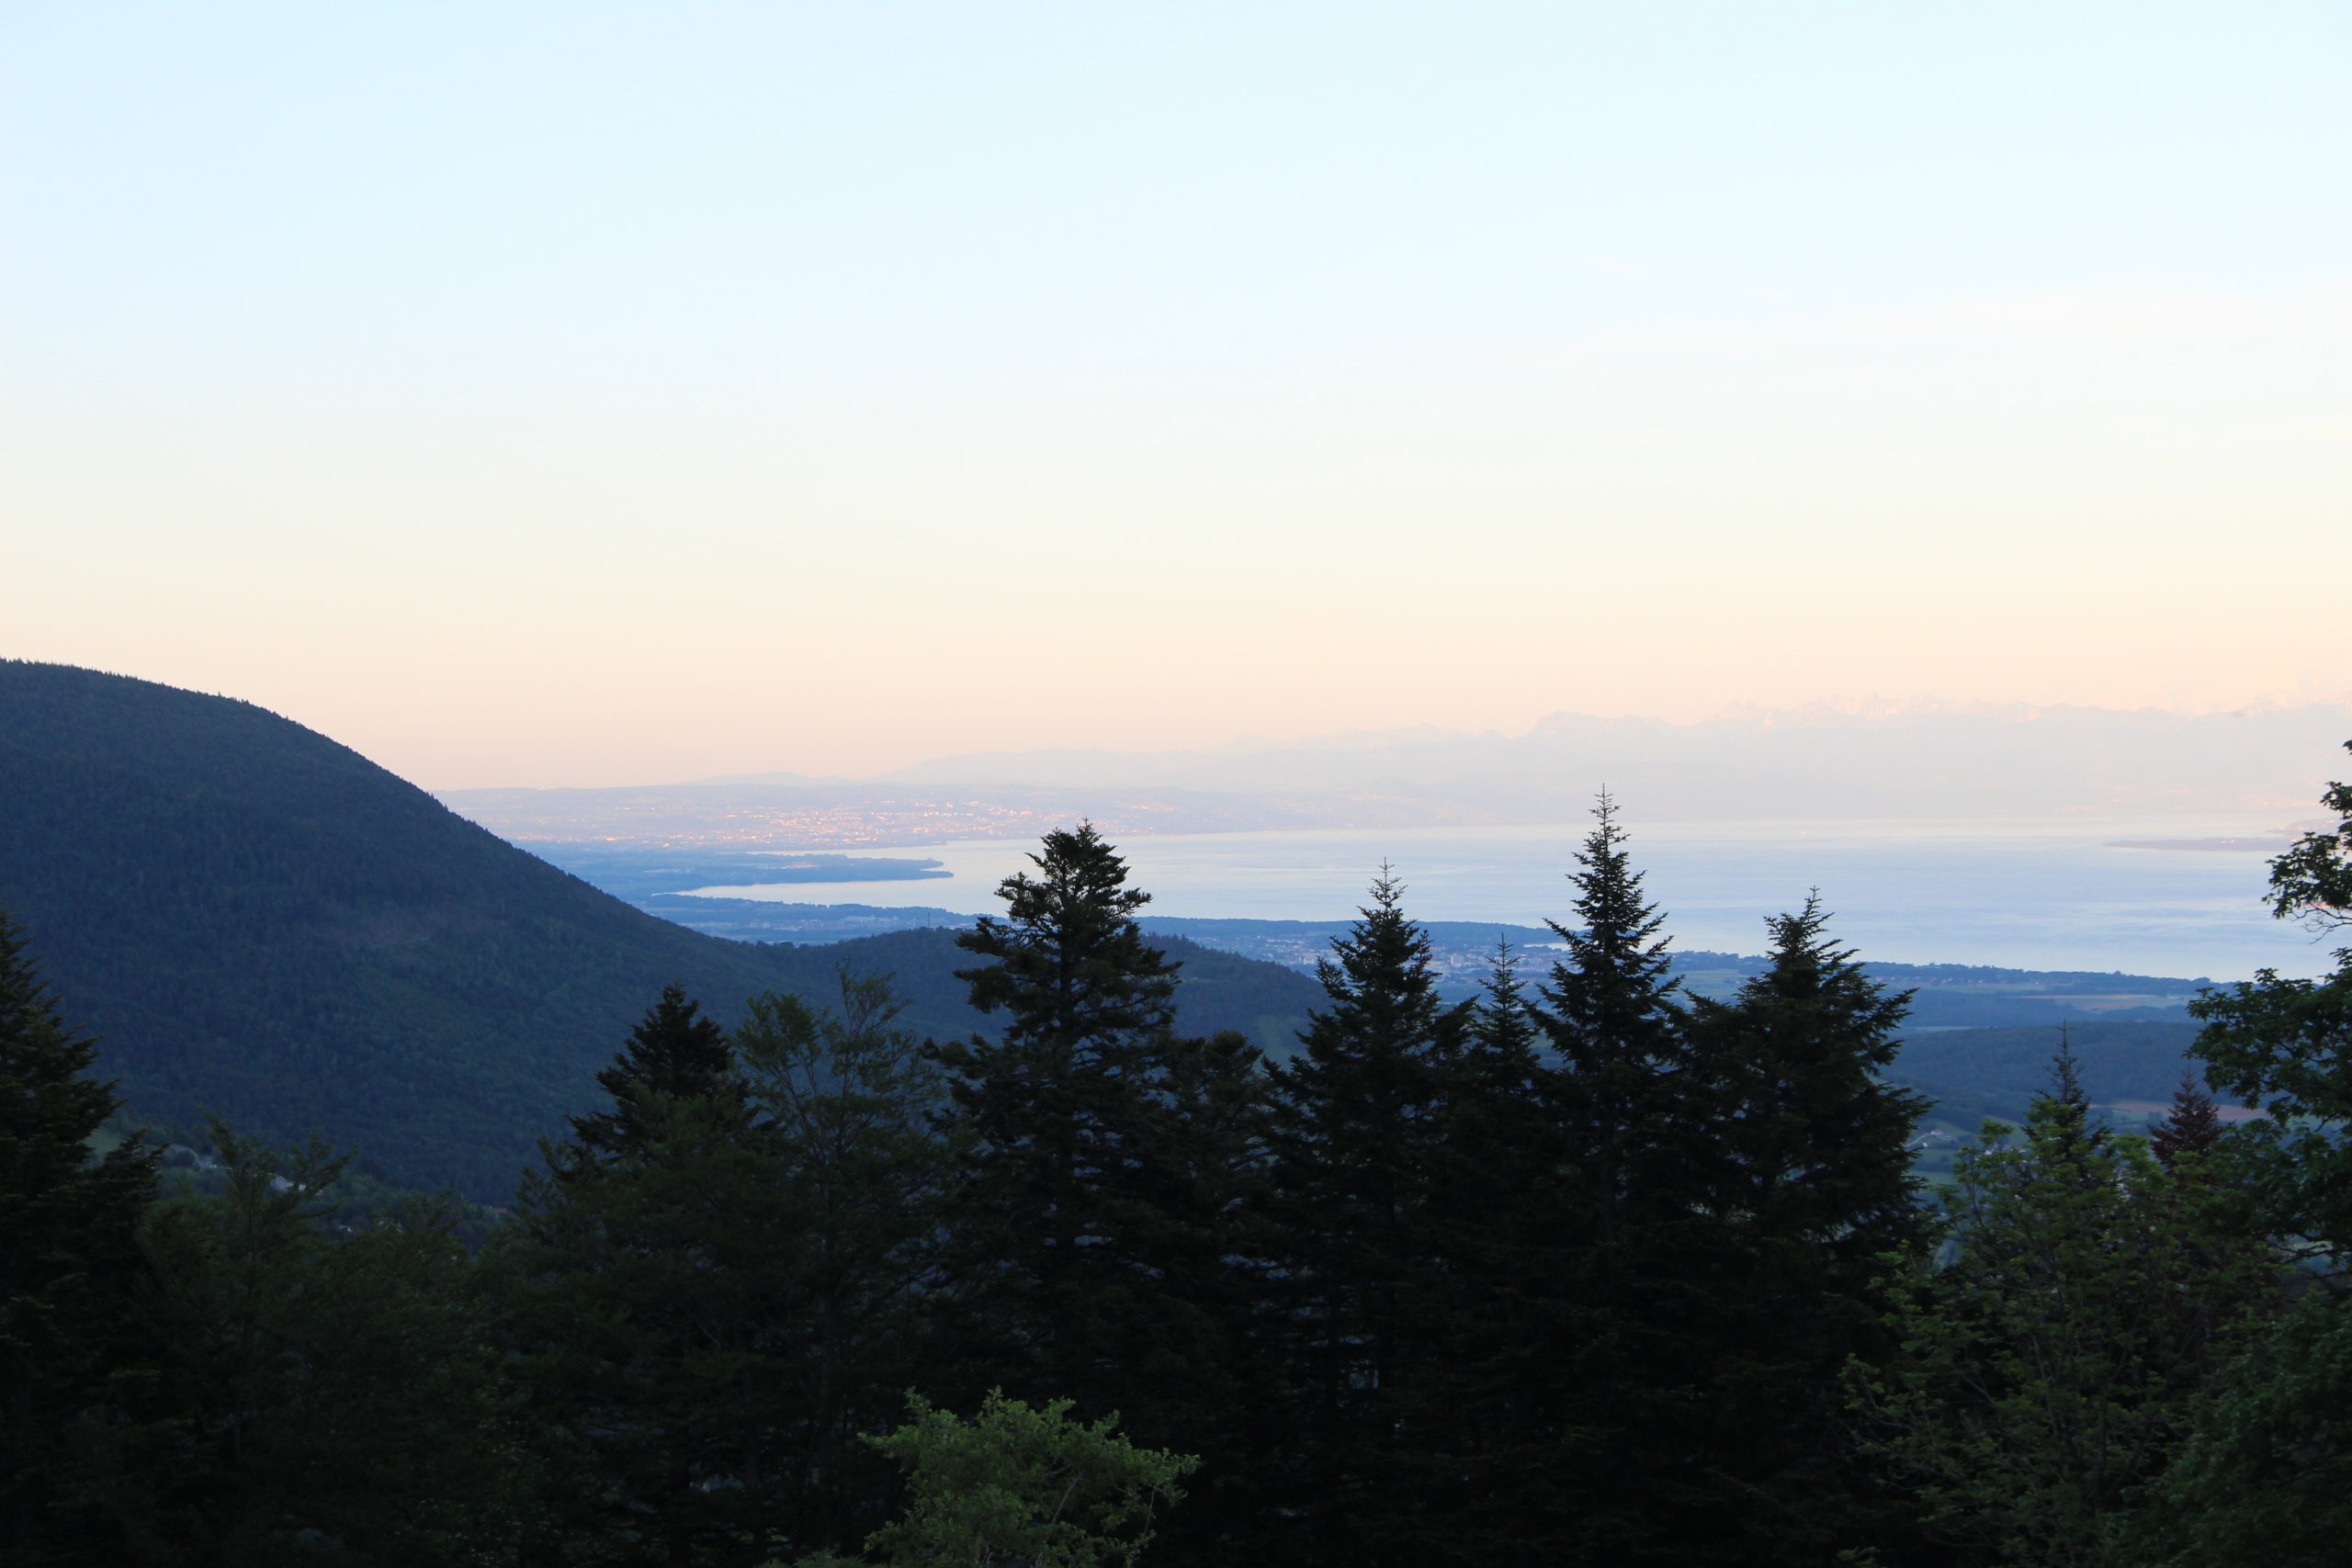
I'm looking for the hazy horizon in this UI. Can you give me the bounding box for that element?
[437,697,2352,851]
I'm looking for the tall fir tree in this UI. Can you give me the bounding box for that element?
[933,825,1269,1566]
[1675,896,1932,1562]
[2150,1072,2226,1171]
[1261,870,1468,1566]
[501,986,795,1567]
[933,823,1182,1405]
[1538,795,1691,1248]
[0,907,158,1564]
[1405,940,1560,1568]
[566,982,741,1161]
[1515,793,1703,1566]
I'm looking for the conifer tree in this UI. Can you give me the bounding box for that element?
[1539,794,1690,1238]
[933,825,1269,1564]
[0,907,157,1562]
[513,976,967,1562]
[1513,794,1702,1565]
[1406,940,1558,1567]
[2151,1072,2226,1171]
[566,981,741,1161]
[1675,897,1931,1560]
[1261,870,1467,1565]
[933,825,1182,1403]
[1464,938,1544,1073]
[503,986,793,1566]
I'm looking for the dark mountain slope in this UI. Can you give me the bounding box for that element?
[0,662,1317,1197]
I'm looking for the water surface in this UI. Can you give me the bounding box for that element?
[692,813,2339,980]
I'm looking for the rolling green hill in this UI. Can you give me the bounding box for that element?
[0,661,1319,1199]
[1890,1021,2211,1124]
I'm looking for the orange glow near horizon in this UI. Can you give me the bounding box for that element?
[6,7,2346,787]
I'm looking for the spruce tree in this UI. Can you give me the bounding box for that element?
[0,907,157,1562]
[933,824,1269,1565]
[933,824,1182,1405]
[1407,940,1558,1567]
[1676,896,1932,1562]
[1538,795,1690,1248]
[503,986,794,1566]
[1514,794,1700,1566]
[1464,937,1544,1075]
[566,981,741,1161]
[1101,1020,1273,1568]
[1261,870,1467,1566]
[2151,1072,2226,1170]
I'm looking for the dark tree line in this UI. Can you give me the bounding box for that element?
[7,761,2352,1565]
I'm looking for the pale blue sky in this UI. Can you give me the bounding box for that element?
[6,3,2347,784]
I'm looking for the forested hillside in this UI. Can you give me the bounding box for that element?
[0,662,1316,1197]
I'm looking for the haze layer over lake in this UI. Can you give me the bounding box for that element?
[691,814,2331,982]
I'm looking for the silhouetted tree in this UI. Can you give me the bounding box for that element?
[1511,795,1702,1565]
[1261,871,1467,1565]
[503,987,788,1566]
[0,907,158,1563]
[933,825,1270,1566]
[1676,896,1932,1562]
[566,982,741,1161]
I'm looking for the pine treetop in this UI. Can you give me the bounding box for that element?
[1308,869,1445,1041]
[955,823,1180,1062]
[1465,938,1542,1077]
[1539,794,1683,1072]
[567,983,741,1160]
[0,908,121,1166]
[2151,1072,2225,1169]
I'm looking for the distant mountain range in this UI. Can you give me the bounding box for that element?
[0,661,1318,1199]
[438,702,2352,848]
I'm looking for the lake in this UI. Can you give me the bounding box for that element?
[690,813,2343,981]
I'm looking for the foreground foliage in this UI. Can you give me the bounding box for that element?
[794,1392,1195,1568]
[1856,1059,2270,1567]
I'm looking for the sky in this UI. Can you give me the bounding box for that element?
[5,2,2347,787]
